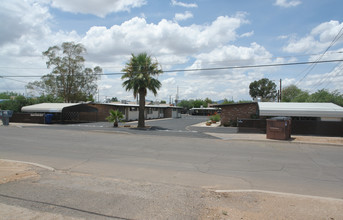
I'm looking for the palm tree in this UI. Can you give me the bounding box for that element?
[122,53,163,128]
[106,109,124,127]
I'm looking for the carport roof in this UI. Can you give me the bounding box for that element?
[258,102,343,118]
[21,103,82,113]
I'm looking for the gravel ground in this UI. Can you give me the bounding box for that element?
[1,160,343,220]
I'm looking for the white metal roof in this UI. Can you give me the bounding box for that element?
[21,103,82,113]
[190,107,218,110]
[105,103,182,108]
[258,102,343,118]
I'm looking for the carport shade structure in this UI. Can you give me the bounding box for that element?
[257,102,343,118]
[21,103,98,122]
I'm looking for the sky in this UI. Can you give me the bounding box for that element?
[1,0,343,103]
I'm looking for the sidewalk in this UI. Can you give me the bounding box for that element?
[205,132,343,146]
[192,122,343,146]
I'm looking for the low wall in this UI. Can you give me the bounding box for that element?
[237,118,343,137]
[10,113,45,124]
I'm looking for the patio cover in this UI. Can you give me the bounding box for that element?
[258,102,343,118]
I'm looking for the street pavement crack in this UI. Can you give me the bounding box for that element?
[0,193,134,220]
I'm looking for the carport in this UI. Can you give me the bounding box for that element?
[21,103,98,123]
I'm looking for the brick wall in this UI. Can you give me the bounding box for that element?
[86,104,117,121]
[164,108,172,118]
[220,103,258,125]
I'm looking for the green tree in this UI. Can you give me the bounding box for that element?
[27,42,102,103]
[204,97,212,105]
[110,97,118,102]
[122,53,163,128]
[106,109,124,127]
[160,100,166,104]
[308,89,343,106]
[0,95,35,112]
[222,98,234,104]
[192,99,207,108]
[0,92,19,99]
[281,85,309,102]
[177,100,193,110]
[249,78,277,101]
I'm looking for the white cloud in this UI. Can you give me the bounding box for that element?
[186,42,274,76]
[50,0,147,17]
[274,0,301,8]
[241,31,254,38]
[81,14,249,64]
[174,11,193,21]
[171,0,197,8]
[283,20,343,53]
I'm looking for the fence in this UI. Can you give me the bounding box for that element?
[237,118,343,137]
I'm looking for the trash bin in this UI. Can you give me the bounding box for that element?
[0,110,13,126]
[45,114,53,124]
[266,117,291,140]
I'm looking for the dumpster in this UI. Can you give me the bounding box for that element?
[44,114,53,124]
[266,117,291,140]
[0,110,13,126]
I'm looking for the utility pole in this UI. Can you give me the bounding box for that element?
[175,86,179,105]
[279,79,282,102]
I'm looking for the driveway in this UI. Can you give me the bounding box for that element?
[18,115,237,138]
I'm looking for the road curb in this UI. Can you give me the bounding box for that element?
[0,159,55,171]
[214,189,343,202]
[205,133,343,147]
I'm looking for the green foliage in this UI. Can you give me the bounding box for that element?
[121,53,163,128]
[27,42,102,103]
[0,93,63,112]
[281,85,343,107]
[307,89,343,106]
[222,98,235,104]
[1,95,34,112]
[223,120,237,127]
[160,100,166,104]
[106,109,124,127]
[177,100,193,110]
[249,78,277,101]
[110,97,118,102]
[237,100,253,104]
[204,97,213,105]
[177,99,209,109]
[0,92,20,99]
[192,99,208,108]
[281,85,309,102]
[210,113,220,122]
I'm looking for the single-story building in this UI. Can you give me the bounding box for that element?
[87,103,182,121]
[189,107,218,116]
[16,102,181,123]
[215,102,343,136]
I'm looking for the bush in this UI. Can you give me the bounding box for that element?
[210,113,220,122]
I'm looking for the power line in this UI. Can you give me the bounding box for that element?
[294,25,343,86]
[1,59,343,78]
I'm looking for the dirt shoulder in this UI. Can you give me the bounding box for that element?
[0,160,40,184]
[202,190,343,220]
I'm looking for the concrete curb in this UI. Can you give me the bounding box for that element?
[205,133,343,147]
[0,159,55,171]
[214,189,343,202]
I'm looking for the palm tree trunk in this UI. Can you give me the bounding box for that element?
[138,91,145,128]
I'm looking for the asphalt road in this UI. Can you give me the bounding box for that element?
[1,118,343,199]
